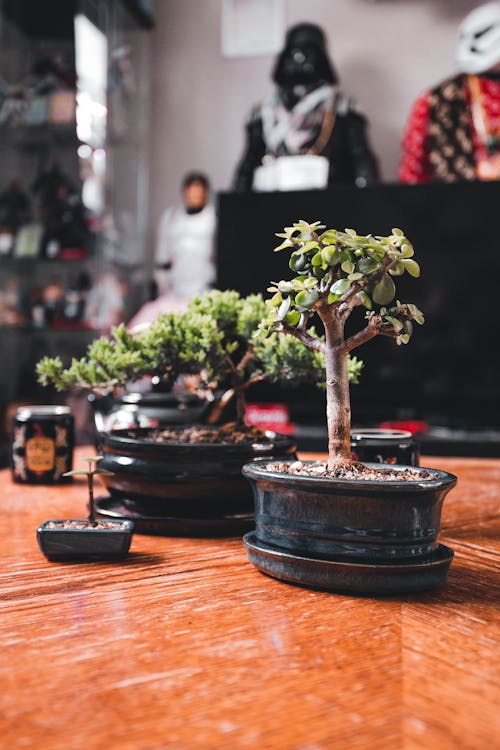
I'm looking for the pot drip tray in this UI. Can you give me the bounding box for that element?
[95,496,254,538]
[243,532,454,595]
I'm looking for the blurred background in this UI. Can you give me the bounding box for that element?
[0,0,498,460]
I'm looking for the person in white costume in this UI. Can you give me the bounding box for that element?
[129,173,216,331]
[154,172,216,300]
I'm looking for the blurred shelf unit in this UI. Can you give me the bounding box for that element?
[0,0,153,410]
[0,123,79,149]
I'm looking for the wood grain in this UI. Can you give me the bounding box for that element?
[0,449,498,750]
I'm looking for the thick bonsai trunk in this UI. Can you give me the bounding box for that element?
[234,385,247,427]
[324,322,352,470]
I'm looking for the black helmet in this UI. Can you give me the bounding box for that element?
[272,22,338,87]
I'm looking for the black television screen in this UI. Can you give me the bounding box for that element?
[216,181,500,432]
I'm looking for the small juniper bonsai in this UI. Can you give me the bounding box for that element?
[261,220,424,470]
[36,289,362,428]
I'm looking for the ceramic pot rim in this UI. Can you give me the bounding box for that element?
[121,391,203,406]
[242,459,457,492]
[350,428,413,441]
[100,427,296,454]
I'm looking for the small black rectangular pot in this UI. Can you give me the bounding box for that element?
[37,520,134,562]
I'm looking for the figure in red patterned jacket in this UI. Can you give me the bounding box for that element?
[399,2,500,183]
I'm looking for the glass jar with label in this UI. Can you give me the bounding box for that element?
[11,406,74,484]
[350,428,419,466]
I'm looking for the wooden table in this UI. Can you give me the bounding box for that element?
[1,450,499,750]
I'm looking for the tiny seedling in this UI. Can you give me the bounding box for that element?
[64,456,113,526]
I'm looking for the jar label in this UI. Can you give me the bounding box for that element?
[25,436,56,473]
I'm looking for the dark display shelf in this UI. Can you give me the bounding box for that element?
[217,181,500,436]
[293,423,500,458]
[0,123,78,150]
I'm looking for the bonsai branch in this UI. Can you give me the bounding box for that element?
[343,316,382,353]
[277,324,326,353]
[242,373,268,390]
[236,346,257,373]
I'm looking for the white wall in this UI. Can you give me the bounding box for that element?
[149,0,485,232]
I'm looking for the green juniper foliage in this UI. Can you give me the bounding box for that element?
[261,220,424,468]
[37,289,362,426]
[37,312,225,392]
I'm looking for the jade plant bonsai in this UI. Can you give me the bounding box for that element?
[241,220,459,594]
[260,220,424,472]
[36,289,362,434]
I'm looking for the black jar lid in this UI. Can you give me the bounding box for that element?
[15,405,72,421]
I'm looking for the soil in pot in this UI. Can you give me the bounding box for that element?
[265,459,428,481]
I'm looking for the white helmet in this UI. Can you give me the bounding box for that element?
[456,2,500,74]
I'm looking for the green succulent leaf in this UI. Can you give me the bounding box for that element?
[275,296,291,322]
[330,278,351,296]
[295,289,319,308]
[389,263,405,276]
[327,292,341,304]
[356,291,373,309]
[402,259,421,277]
[274,239,293,252]
[384,315,403,332]
[400,243,414,258]
[357,258,378,275]
[285,310,300,327]
[301,241,320,254]
[372,274,396,305]
[289,253,308,272]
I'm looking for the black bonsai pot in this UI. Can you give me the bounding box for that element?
[97,428,297,517]
[242,459,457,594]
[37,519,134,561]
[91,390,211,433]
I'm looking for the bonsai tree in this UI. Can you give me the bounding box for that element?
[36,289,363,430]
[261,220,424,471]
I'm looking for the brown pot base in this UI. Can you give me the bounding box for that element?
[95,496,254,538]
[243,532,454,595]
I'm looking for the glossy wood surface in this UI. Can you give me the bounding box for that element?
[1,449,499,750]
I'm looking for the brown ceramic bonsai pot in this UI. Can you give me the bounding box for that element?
[37,519,134,562]
[96,427,297,518]
[242,459,457,594]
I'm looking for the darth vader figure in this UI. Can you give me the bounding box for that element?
[233,23,379,192]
